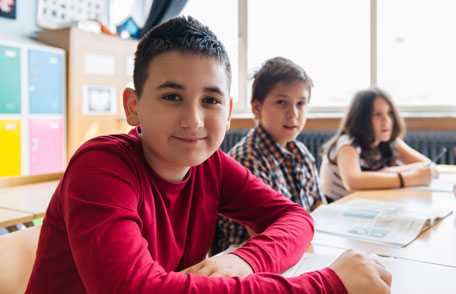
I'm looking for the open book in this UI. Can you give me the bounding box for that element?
[312,199,453,247]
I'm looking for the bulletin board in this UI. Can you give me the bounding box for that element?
[37,0,108,29]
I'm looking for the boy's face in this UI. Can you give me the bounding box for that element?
[124,51,232,175]
[252,81,309,146]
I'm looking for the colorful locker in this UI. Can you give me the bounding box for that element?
[0,45,21,114]
[0,119,21,176]
[29,118,65,175]
[28,49,65,114]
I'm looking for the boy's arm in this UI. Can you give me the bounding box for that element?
[313,172,328,206]
[218,151,315,274]
[303,148,328,206]
[64,149,346,293]
[211,157,273,255]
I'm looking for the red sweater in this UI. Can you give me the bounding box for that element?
[26,129,346,294]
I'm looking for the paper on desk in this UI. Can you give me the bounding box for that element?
[311,199,453,247]
[283,252,395,277]
[283,252,456,294]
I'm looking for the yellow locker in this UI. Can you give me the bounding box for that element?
[0,119,21,176]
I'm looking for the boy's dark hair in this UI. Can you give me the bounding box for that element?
[322,88,405,168]
[251,57,313,104]
[133,16,231,97]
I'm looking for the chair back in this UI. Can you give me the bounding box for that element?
[0,226,40,294]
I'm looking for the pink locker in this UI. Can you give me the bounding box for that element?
[29,118,65,174]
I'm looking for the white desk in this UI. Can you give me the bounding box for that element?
[286,245,456,294]
[0,180,58,218]
[0,208,34,228]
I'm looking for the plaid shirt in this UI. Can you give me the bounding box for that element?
[212,125,326,254]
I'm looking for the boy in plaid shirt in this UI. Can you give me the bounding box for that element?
[214,57,326,253]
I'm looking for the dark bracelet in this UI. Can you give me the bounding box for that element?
[397,172,405,188]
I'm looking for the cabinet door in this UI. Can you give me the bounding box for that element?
[0,120,21,176]
[0,45,21,114]
[29,118,64,174]
[28,49,64,114]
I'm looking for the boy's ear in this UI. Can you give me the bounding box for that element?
[123,88,140,126]
[251,100,261,120]
[226,97,233,130]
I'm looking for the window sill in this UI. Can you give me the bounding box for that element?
[231,112,456,131]
[232,111,456,119]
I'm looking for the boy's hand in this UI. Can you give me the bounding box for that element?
[181,253,253,278]
[329,250,392,294]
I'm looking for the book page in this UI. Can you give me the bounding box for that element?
[312,199,452,247]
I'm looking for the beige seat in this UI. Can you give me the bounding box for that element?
[0,226,40,294]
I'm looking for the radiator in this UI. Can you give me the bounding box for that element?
[220,129,249,153]
[405,131,456,165]
[222,129,456,168]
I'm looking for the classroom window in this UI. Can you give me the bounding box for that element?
[247,0,370,111]
[179,0,456,115]
[378,0,456,110]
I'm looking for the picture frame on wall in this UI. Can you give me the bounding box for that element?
[82,85,117,115]
[0,0,16,19]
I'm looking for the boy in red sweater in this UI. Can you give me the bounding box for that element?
[26,16,391,293]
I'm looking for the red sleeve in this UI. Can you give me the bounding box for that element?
[217,151,313,273]
[63,148,346,294]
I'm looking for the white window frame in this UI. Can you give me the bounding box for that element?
[233,0,456,117]
[234,0,249,114]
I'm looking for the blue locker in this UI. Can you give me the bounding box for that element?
[28,49,64,114]
[0,45,21,114]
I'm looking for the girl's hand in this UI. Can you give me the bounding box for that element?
[429,163,440,179]
[403,165,433,186]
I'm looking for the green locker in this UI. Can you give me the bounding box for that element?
[0,45,21,114]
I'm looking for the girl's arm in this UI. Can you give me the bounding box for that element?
[336,144,432,191]
[390,139,430,168]
[381,139,439,177]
